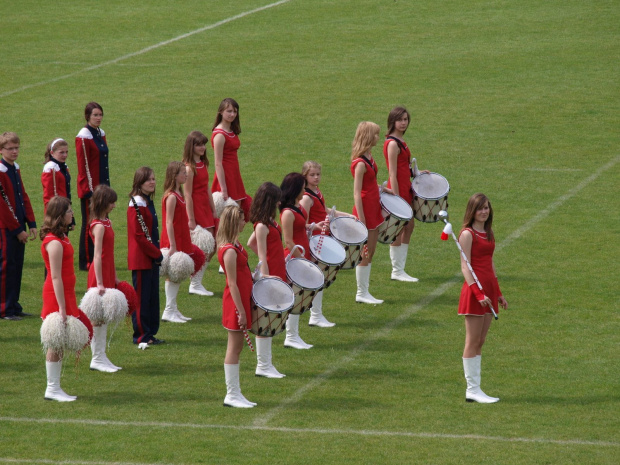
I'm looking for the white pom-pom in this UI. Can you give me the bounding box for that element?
[160,248,170,277]
[213,192,238,218]
[80,288,105,326]
[102,288,129,324]
[191,225,215,255]
[41,313,90,355]
[167,251,195,283]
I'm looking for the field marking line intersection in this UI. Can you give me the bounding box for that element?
[0,0,291,99]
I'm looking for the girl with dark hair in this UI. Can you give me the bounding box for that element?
[183,130,216,296]
[41,138,75,230]
[40,196,93,401]
[458,193,508,403]
[76,102,109,270]
[87,184,121,373]
[127,167,164,346]
[247,182,286,378]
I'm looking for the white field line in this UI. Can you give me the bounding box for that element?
[0,417,618,449]
[526,168,583,172]
[0,0,291,99]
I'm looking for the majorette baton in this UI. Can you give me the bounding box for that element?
[438,210,498,320]
[236,308,254,352]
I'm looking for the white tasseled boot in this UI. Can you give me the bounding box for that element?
[255,337,286,378]
[189,262,214,296]
[223,363,256,408]
[44,361,77,402]
[355,264,383,304]
[390,244,419,282]
[99,323,121,370]
[90,325,117,373]
[162,281,187,323]
[308,290,335,327]
[463,356,499,403]
[283,314,313,349]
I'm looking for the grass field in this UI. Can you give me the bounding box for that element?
[0,0,618,463]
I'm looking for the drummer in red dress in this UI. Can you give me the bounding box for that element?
[41,138,75,230]
[211,98,251,221]
[87,185,122,373]
[40,197,93,401]
[183,130,216,297]
[383,106,429,283]
[247,182,286,378]
[458,193,508,403]
[217,205,256,408]
[280,172,324,349]
[161,161,194,323]
[300,161,354,327]
[351,122,384,304]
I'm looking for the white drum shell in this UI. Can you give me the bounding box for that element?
[329,217,368,269]
[377,192,413,244]
[308,235,346,288]
[286,258,324,315]
[250,277,294,337]
[411,172,450,223]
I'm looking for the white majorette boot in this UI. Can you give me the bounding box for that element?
[283,314,313,349]
[189,262,214,296]
[463,356,499,403]
[355,264,383,304]
[390,244,419,282]
[223,363,256,408]
[99,323,122,370]
[44,360,77,402]
[308,290,335,327]
[255,337,286,378]
[162,281,187,323]
[90,325,118,373]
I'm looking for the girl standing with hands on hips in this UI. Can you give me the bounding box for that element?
[247,182,286,378]
[183,130,216,297]
[217,205,256,408]
[351,122,384,304]
[383,106,429,283]
[458,193,508,403]
[87,185,121,373]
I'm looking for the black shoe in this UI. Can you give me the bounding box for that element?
[15,312,33,317]
[2,315,23,321]
[149,337,166,345]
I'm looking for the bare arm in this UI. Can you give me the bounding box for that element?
[165,194,178,254]
[91,223,106,295]
[254,223,271,276]
[212,133,228,199]
[386,140,400,196]
[281,210,301,258]
[299,195,313,215]
[46,240,67,321]
[353,162,367,225]
[223,248,247,329]
[184,166,196,230]
[459,230,491,307]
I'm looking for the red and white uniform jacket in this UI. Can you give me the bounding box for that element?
[127,195,163,270]
[0,161,36,235]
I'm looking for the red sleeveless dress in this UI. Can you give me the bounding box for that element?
[188,161,215,228]
[383,137,414,204]
[87,218,116,288]
[161,192,192,253]
[304,188,328,236]
[211,128,247,201]
[254,220,287,280]
[281,206,310,259]
[218,243,253,330]
[351,156,384,230]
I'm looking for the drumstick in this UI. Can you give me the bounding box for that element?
[438,211,498,320]
[236,308,255,351]
[315,213,330,256]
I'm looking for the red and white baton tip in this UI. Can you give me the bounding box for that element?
[441,222,453,241]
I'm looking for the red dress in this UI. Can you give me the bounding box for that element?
[304,188,328,236]
[210,128,247,201]
[383,137,414,204]
[351,156,384,230]
[281,206,310,259]
[218,243,253,330]
[255,220,287,281]
[87,218,116,288]
[160,192,192,254]
[457,228,500,316]
[188,161,215,229]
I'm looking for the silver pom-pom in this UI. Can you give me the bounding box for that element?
[213,191,238,218]
[102,288,129,324]
[160,248,170,277]
[41,313,90,354]
[80,288,105,326]
[191,225,215,255]
[167,251,195,283]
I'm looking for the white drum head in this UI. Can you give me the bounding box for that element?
[330,217,368,245]
[286,258,324,290]
[380,192,413,220]
[309,235,346,265]
[412,173,450,200]
[252,278,294,312]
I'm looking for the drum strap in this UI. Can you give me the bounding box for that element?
[270,220,283,241]
[304,188,325,207]
[359,156,377,174]
[283,205,306,219]
[386,136,406,152]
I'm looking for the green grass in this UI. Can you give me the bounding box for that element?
[0,0,618,463]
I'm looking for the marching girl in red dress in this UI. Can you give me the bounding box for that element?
[351,122,384,304]
[211,98,251,221]
[127,167,164,346]
[183,130,216,297]
[247,182,286,378]
[280,172,323,349]
[41,197,93,401]
[87,185,121,373]
[41,138,75,230]
[217,205,256,408]
[161,161,194,323]
[458,193,508,403]
[300,160,354,327]
[75,102,109,271]
[383,106,430,283]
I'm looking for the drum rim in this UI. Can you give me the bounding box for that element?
[286,257,325,290]
[329,216,368,246]
[411,172,450,201]
[379,192,414,219]
[308,235,347,265]
[252,277,295,312]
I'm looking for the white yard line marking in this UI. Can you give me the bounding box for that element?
[0,0,291,99]
[0,417,617,449]
[526,168,583,172]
